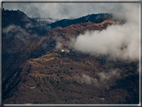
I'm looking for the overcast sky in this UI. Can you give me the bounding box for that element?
[1,0,141,19]
[2,3,123,20]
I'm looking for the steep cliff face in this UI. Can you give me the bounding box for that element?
[2,9,139,104]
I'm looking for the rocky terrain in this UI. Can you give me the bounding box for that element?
[3,50,139,104]
[2,9,139,104]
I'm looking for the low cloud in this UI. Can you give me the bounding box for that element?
[25,23,34,28]
[3,24,17,34]
[37,36,49,49]
[55,36,64,49]
[74,69,121,88]
[70,3,139,61]
[56,41,62,49]
[98,70,120,83]
[74,73,99,85]
[3,24,38,41]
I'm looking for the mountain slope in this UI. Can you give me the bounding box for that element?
[3,49,139,104]
[2,11,139,104]
[2,11,114,82]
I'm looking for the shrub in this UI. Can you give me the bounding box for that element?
[46,84,49,88]
[65,81,71,84]
[36,60,42,63]
[52,100,56,103]
[58,70,61,73]
[55,71,59,76]
[34,101,39,104]
[46,76,49,80]
[50,79,54,84]
[60,64,65,68]
[56,81,59,84]
[40,89,43,92]
[62,89,65,92]
[86,62,90,66]
[36,83,40,88]
[70,67,73,70]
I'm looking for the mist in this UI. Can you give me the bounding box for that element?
[74,69,121,88]
[55,36,64,49]
[3,24,38,40]
[71,3,140,61]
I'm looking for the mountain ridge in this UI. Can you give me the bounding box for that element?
[2,9,114,81]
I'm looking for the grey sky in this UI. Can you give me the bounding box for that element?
[2,3,122,19]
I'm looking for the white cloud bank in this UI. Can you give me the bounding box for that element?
[74,69,121,88]
[71,3,140,61]
[3,24,38,42]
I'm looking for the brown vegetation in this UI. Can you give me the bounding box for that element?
[3,50,139,104]
[2,17,139,104]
